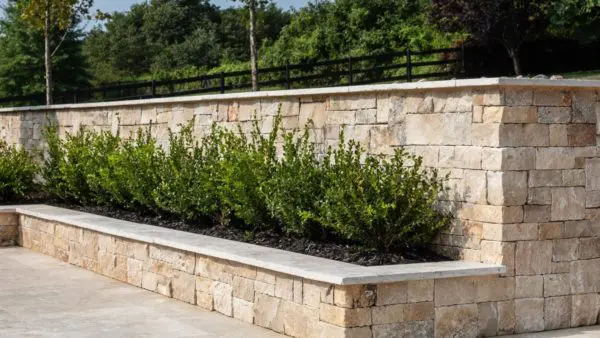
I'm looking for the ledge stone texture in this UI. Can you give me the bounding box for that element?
[3,78,600,336]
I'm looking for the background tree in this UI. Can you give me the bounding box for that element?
[17,0,93,104]
[233,0,269,91]
[0,0,88,100]
[430,0,552,75]
[261,0,456,65]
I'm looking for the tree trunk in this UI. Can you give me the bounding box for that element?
[248,0,259,91]
[44,1,53,105]
[507,47,522,76]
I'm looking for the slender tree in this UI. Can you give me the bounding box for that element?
[430,0,552,75]
[234,0,268,91]
[17,0,93,105]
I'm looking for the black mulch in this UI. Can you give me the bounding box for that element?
[3,196,450,266]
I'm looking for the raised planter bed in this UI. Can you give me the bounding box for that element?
[0,204,505,337]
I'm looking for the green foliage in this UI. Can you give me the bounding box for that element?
[0,141,38,202]
[0,1,89,98]
[41,110,450,251]
[319,135,450,251]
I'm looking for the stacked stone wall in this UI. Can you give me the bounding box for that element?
[4,82,600,336]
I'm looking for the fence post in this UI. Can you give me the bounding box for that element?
[220,72,225,94]
[73,91,78,104]
[285,63,290,89]
[151,80,157,98]
[406,49,412,82]
[348,56,353,85]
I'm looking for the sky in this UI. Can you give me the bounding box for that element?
[0,0,312,17]
[94,0,311,13]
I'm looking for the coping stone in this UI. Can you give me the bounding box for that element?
[0,205,505,285]
[1,77,599,113]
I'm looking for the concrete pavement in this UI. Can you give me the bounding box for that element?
[0,247,283,337]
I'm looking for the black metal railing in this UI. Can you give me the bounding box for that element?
[0,46,464,107]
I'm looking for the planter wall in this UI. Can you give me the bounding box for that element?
[1,205,506,337]
[2,78,600,336]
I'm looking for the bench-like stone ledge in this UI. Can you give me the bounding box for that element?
[0,204,504,285]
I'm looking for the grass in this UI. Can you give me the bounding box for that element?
[560,69,600,80]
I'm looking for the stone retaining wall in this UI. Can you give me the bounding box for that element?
[16,212,511,337]
[0,213,18,246]
[4,78,600,336]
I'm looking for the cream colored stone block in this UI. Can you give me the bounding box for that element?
[196,256,232,284]
[471,123,500,146]
[529,170,563,187]
[481,240,515,276]
[473,105,483,123]
[570,259,600,294]
[326,111,355,125]
[563,169,585,186]
[478,302,498,336]
[172,271,196,304]
[233,298,254,323]
[434,304,478,338]
[274,274,294,301]
[443,113,472,145]
[515,276,543,298]
[487,171,528,206]
[537,148,576,170]
[515,298,544,333]
[328,94,376,111]
[434,277,474,306]
[538,107,572,123]
[534,90,572,107]
[405,114,444,145]
[212,281,233,316]
[553,238,579,262]
[254,293,284,333]
[317,322,373,338]
[482,147,535,170]
[149,245,195,274]
[302,280,323,308]
[505,90,534,106]
[232,276,254,302]
[482,223,538,242]
[551,187,585,221]
[319,303,371,327]
[334,284,376,308]
[515,241,552,276]
[544,296,571,330]
[482,106,537,123]
[126,258,143,287]
[549,125,569,146]
[474,90,504,106]
[405,302,434,321]
[407,279,433,303]
[372,304,404,325]
[524,205,549,223]
[281,300,319,337]
[572,90,597,123]
[572,293,600,327]
[543,274,570,297]
[586,159,600,191]
[459,204,523,224]
[373,282,406,307]
[196,276,212,294]
[299,102,326,128]
[474,277,515,302]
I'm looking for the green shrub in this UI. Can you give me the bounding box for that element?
[217,120,277,229]
[153,122,221,222]
[0,141,38,201]
[318,135,450,251]
[262,124,324,237]
[41,112,450,252]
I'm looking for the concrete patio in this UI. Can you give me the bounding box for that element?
[0,247,283,337]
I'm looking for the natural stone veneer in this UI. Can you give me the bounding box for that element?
[4,78,600,336]
[0,213,18,246]
[3,205,505,338]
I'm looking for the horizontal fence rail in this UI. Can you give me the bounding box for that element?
[0,46,464,107]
